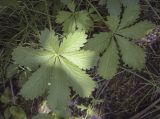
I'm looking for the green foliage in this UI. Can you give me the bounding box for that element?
[12,29,97,117]
[99,0,139,15]
[56,7,93,33]
[6,64,18,79]
[9,106,27,119]
[98,39,119,79]
[2,0,156,119]
[106,0,122,16]
[3,106,27,119]
[85,4,155,79]
[0,87,12,104]
[60,0,72,5]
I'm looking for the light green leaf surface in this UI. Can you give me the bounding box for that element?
[12,29,97,117]
[98,39,119,79]
[39,28,59,52]
[61,58,95,97]
[119,4,140,29]
[62,50,97,69]
[20,66,54,100]
[12,46,54,68]
[59,31,87,53]
[116,35,146,69]
[118,20,155,39]
[47,58,70,117]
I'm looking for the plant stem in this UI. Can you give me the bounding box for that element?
[145,0,160,20]
[85,0,107,26]
[9,79,16,105]
[130,97,160,119]
[45,0,52,30]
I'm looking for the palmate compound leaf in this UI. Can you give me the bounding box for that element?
[85,3,154,79]
[12,29,97,118]
[56,10,93,33]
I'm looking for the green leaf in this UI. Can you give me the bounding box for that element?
[47,59,70,118]
[6,64,18,78]
[9,106,27,119]
[32,114,54,119]
[12,46,54,69]
[85,1,155,80]
[118,21,155,39]
[98,39,119,79]
[122,0,139,7]
[12,29,97,117]
[119,4,140,29]
[106,16,119,32]
[39,28,59,52]
[62,50,97,69]
[62,16,77,34]
[0,87,12,104]
[56,11,72,23]
[56,10,93,33]
[107,0,122,16]
[61,58,96,97]
[20,65,55,100]
[75,10,94,31]
[85,32,111,53]
[4,107,11,119]
[59,31,87,53]
[67,2,76,12]
[116,35,146,69]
